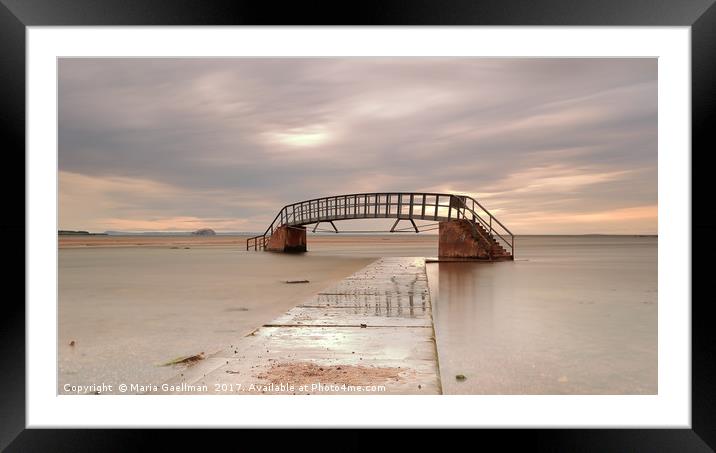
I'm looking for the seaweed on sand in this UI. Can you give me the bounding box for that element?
[159,352,205,367]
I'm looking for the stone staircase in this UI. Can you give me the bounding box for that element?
[474,222,512,260]
[438,219,513,260]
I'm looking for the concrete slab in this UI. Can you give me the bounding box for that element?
[302,292,430,310]
[156,257,441,395]
[268,306,431,327]
[320,275,429,296]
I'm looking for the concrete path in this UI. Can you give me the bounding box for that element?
[155,257,441,395]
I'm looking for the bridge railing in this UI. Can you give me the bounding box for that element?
[453,195,515,256]
[246,192,514,255]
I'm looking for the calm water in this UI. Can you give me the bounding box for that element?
[59,235,656,394]
[426,236,657,394]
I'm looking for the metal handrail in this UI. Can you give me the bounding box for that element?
[246,192,514,255]
[459,195,514,254]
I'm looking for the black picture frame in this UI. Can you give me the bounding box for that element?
[2,0,713,449]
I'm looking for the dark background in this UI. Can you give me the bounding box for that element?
[1,0,714,450]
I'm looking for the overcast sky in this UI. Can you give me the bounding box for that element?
[59,58,657,234]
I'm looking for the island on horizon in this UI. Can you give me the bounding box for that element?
[191,228,216,236]
[58,230,107,236]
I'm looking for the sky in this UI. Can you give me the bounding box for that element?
[58,58,657,234]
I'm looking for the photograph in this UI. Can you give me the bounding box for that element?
[4,0,711,444]
[57,57,658,396]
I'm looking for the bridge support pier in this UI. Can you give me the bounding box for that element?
[438,220,492,259]
[266,225,307,253]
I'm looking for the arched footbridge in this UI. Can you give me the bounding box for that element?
[246,192,514,260]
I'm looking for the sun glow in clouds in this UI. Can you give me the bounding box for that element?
[266,126,331,148]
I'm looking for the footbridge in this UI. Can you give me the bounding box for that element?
[246,192,514,260]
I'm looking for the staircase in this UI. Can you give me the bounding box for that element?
[475,222,512,260]
[439,218,513,261]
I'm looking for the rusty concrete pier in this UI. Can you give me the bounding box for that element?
[156,257,441,394]
[265,225,307,253]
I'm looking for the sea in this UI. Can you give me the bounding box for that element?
[59,234,656,394]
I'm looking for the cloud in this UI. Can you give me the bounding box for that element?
[505,205,657,235]
[59,58,657,234]
[59,171,275,232]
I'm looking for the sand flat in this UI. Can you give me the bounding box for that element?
[59,234,251,248]
[154,258,441,395]
[58,246,374,393]
[58,233,438,249]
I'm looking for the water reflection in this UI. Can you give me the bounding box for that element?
[428,236,657,395]
[433,262,496,338]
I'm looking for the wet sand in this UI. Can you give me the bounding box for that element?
[59,242,373,393]
[59,234,657,395]
[59,234,252,248]
[58,233,437,250]
[154,258,440,395]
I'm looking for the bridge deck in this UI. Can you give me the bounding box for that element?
[155,257,441,394]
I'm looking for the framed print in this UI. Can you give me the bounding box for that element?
[2,0,714,449]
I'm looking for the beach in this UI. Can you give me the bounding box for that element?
[59,236,375,392]
[58,234,656,394]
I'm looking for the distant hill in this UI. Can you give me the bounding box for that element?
[58,230,107,236]
[191,228,216,236]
